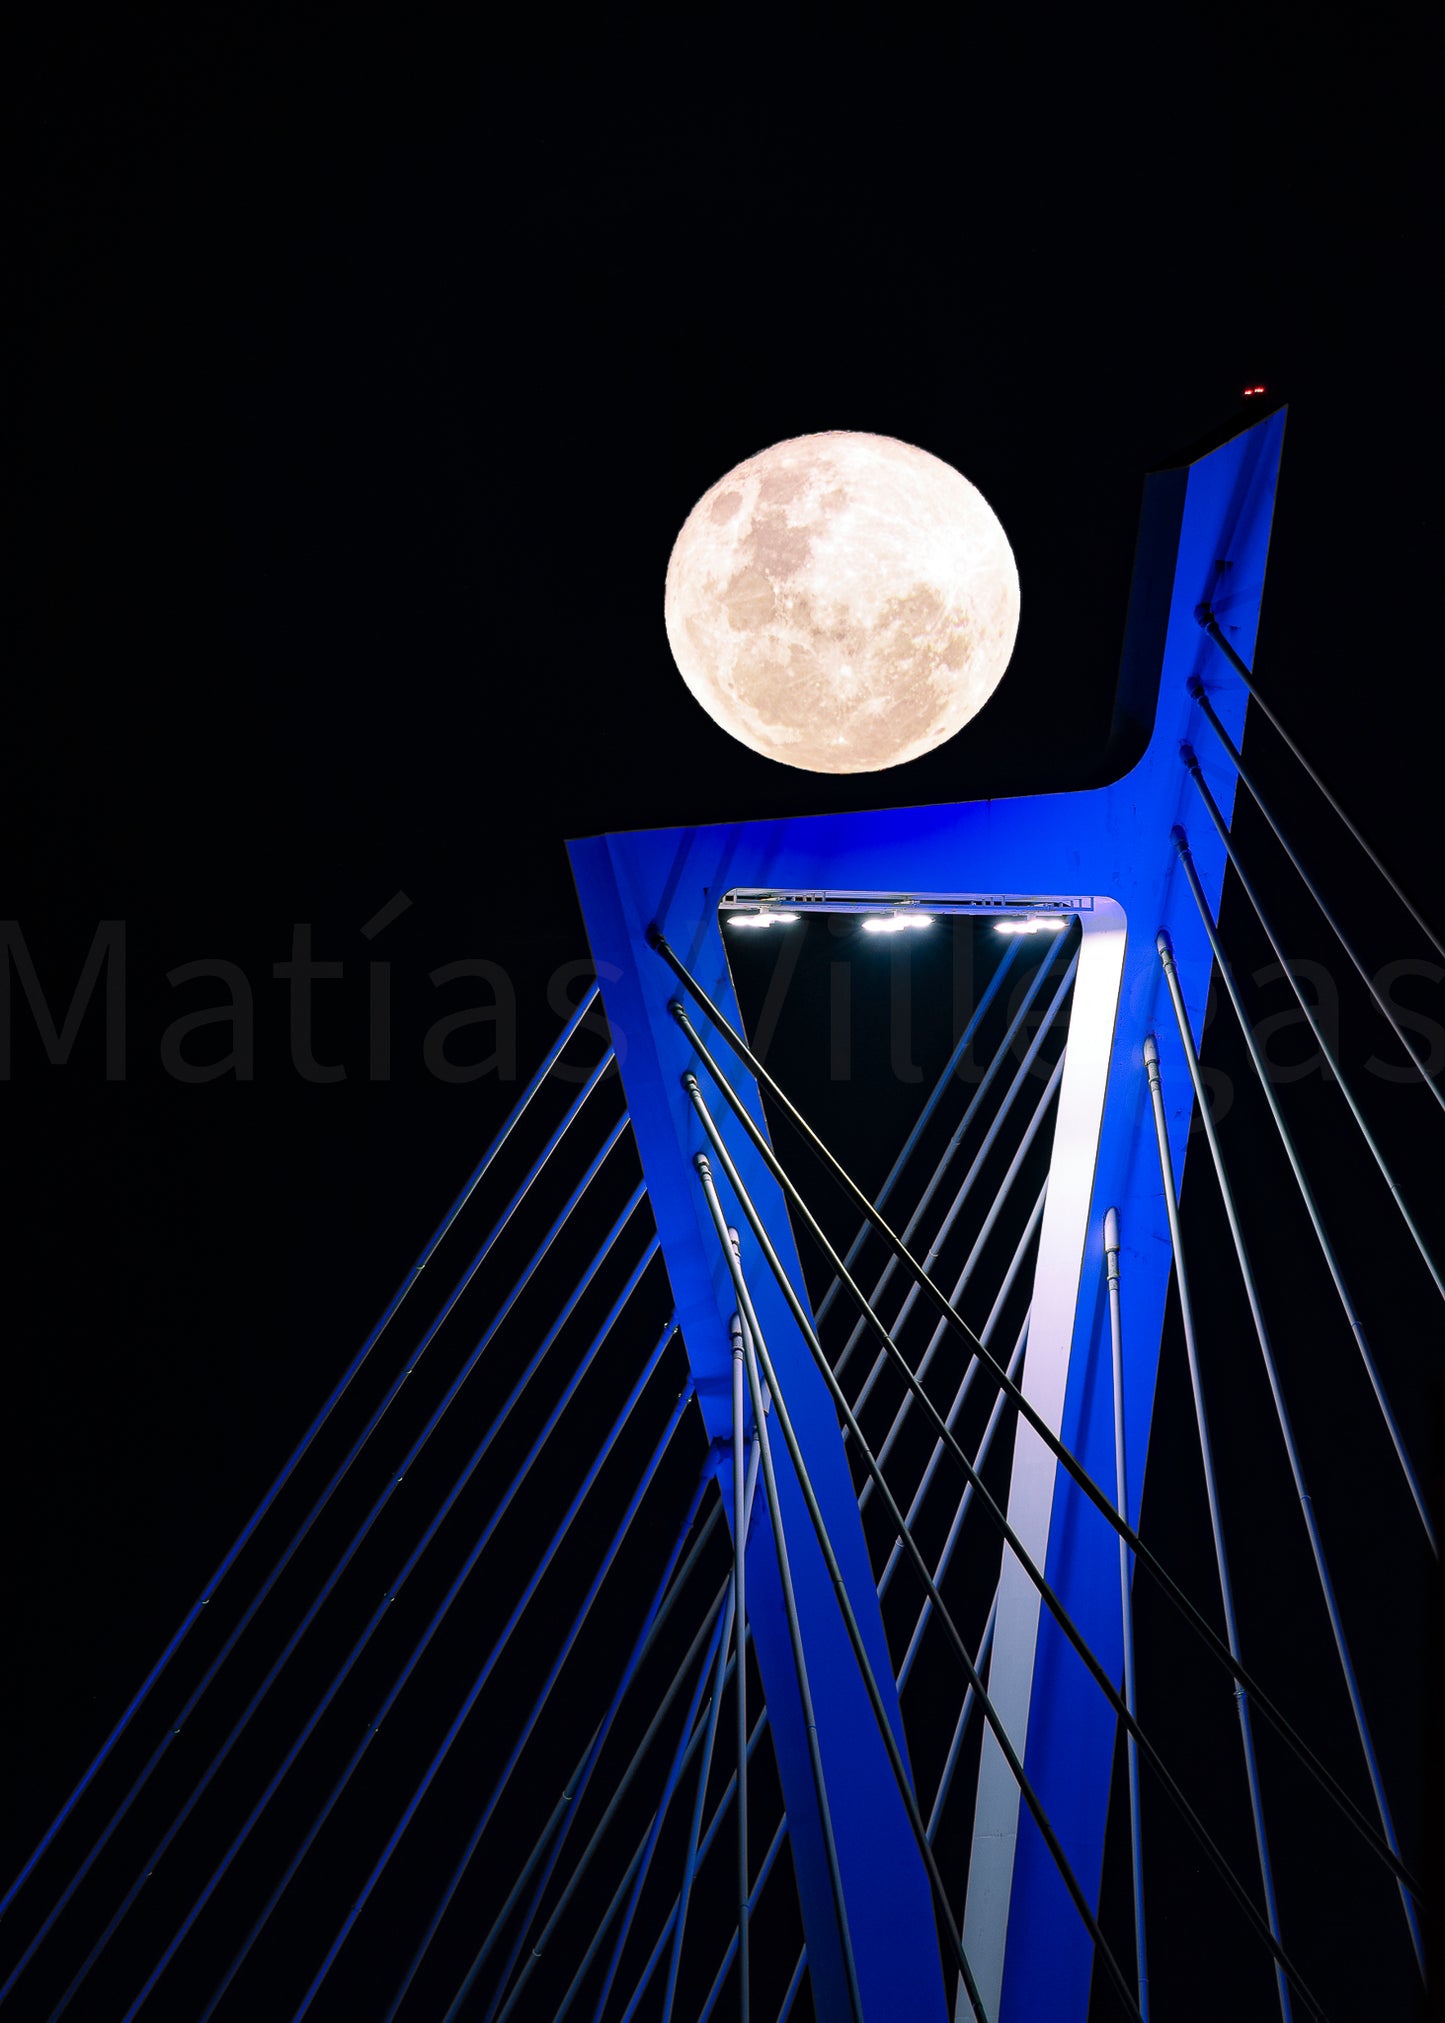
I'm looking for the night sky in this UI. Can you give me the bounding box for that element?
[4,10,1442,2022]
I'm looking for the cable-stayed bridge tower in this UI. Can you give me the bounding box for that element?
[3,406,1437,2022]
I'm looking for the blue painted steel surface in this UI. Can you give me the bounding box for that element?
[568,411,1285,2020]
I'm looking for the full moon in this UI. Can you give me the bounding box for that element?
[664,431,1020,774]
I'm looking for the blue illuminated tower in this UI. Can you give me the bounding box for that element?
[567,406,1291,2022]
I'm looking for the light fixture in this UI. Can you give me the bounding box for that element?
[725,910,800,930]
[862,912,934,935]
[995,915,1067,935]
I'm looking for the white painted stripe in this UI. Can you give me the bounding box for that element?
[959,903,1126,2022]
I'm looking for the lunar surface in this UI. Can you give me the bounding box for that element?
[664,431,1020,774]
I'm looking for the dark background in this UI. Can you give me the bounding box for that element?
[4,7,1442,2020]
